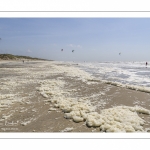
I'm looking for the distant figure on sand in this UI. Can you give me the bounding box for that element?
[23,60,24,63]
[146,62,148,67]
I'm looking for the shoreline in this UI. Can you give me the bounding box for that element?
[0,60,150,132]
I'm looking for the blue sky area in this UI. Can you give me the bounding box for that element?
[0,18,150,62]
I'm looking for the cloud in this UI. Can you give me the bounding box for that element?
[27,49,32,53]
[67,44,73,47]
[51,43,57,46]
[77,45,82,48]
[67,44,82,48]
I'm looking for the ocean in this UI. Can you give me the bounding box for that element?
[75,61,150,88]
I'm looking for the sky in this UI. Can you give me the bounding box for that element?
[0,18,150,62]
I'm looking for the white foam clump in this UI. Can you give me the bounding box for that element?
[21,120,31,126]
[60,98,150,132]
[86,106,149,132]
[52,65,95,83]
[36,79,65,98]
[49,107,57,111]
[117,105,150,115]
[33,62,150,132]
[0,94,15,100]
[0,94,17,109]
[63,104,150,132]
[103,80,150,93]
[21,118,36,126]
[72,116,84,123]
[61,127,74,132]
[2,114,12,120]
[37,77,150,132]
[36,78,95,123]
[125,84,150,93]
[54,97,94,123]
[49,93,149,132]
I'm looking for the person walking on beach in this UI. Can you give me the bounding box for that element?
[146,62,148,67]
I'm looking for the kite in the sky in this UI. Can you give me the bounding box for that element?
[119,52,121,55]
[61,49,63,51]
[72,50,74,52]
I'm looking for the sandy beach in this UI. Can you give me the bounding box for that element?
[0,60,150,132]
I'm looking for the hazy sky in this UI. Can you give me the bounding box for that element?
[0,18,150,62]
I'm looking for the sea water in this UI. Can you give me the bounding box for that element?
[75,61,150,88]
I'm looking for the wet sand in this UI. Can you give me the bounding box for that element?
[0,60,150,132]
